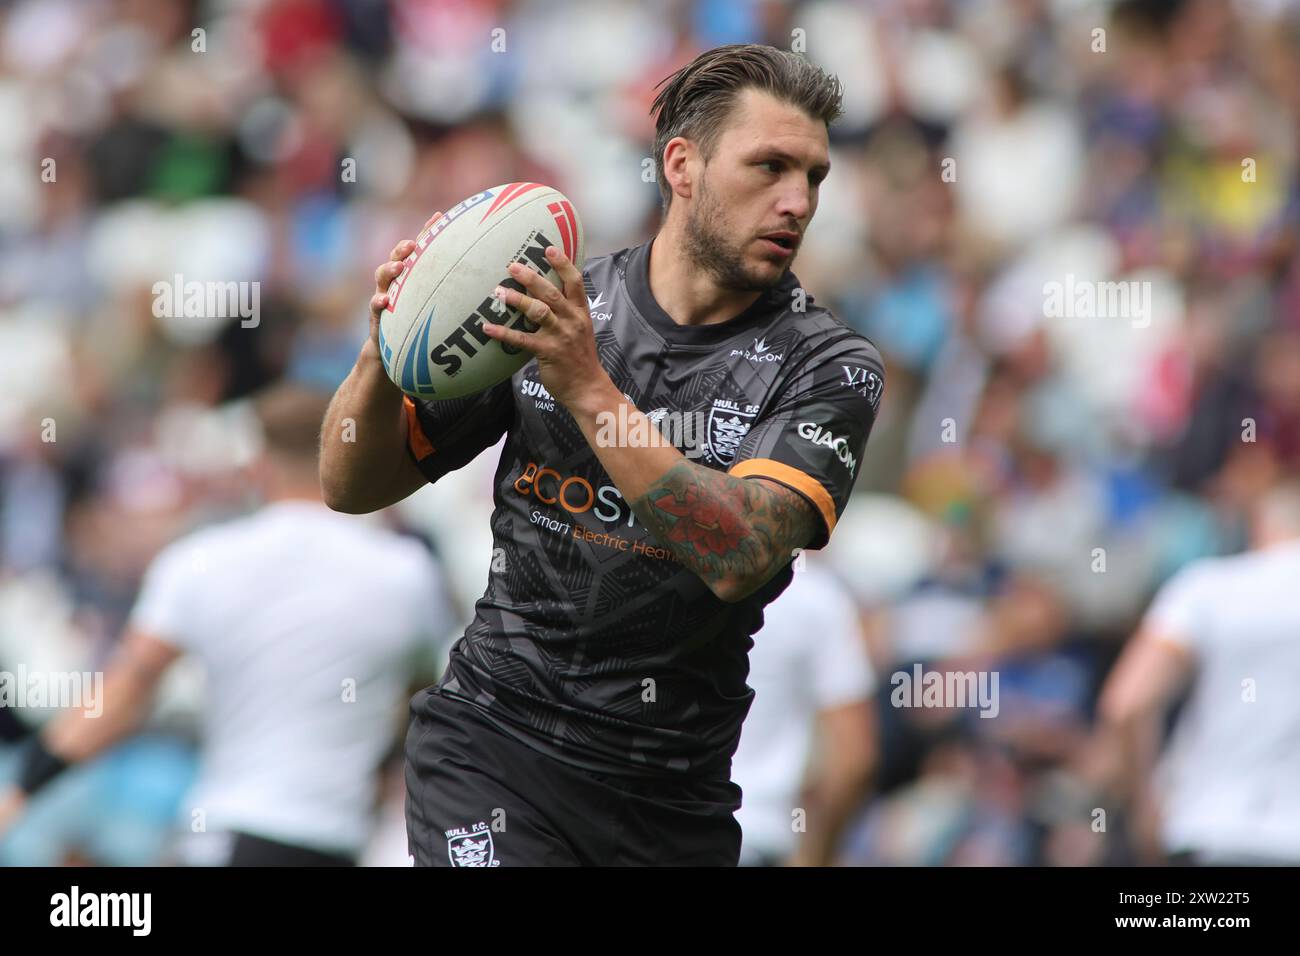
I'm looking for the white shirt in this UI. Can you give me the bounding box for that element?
[1143,538,1300,862]
[732,564,875,863]
[128,500,453,855]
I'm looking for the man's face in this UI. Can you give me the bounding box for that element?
[680,88,830,292]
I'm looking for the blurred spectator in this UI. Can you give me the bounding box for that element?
[732,559,876,866]
[0,384,457,865]
[1094,479,1300,866]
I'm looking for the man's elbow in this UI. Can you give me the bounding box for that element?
[708,546,799,603]
[1097,657,1162,730]
[322,495,366,515]
[1097,630,1193,732]
[710,570,772,604]
[842,746,876,791]
[319,477,375,515]
[710,580,747,604]
[1097,688,1144,733]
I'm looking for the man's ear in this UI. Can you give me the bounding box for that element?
[663,136,696,201]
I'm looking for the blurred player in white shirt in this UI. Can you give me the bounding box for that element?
[0,384,455,865]
[1098,478,1300,865]
[732,559,876,866]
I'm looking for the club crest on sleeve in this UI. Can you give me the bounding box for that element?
[446,823,498,867]
[703,398,759,465]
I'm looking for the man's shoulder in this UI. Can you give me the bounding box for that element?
[576,245,636,322]
[152,513,250,561]
[580,244,636,281]
[779,287,882,365]
[137,514,256,593]
[1182,542,1300,591]
[159,504,426,560]
[765,296,885,413]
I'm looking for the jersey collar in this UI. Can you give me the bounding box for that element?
[624,236,801,347]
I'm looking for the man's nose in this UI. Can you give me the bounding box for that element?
[776,184,812,223]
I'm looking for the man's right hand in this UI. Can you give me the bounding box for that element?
[364,210,444,362]
[324,210,448,513]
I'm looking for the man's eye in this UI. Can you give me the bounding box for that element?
[759,161,781,174]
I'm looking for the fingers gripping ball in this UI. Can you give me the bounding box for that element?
[379,183,585,400]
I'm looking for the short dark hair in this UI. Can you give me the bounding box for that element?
[649,44,844,213]
[253,381,333,468]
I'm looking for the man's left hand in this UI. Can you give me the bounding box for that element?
[481,246,609,412]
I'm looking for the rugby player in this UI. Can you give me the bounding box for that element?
[731,558,876,866]
[1096,479,1300,866]
[0,384,454,865]
[321,44,886,866]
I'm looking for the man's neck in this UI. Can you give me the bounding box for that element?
[648,224,763,328]
[1258,532,1300,551]
[264,485,325,506]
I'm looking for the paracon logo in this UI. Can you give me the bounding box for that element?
[587,290,612,321]
[729,337,784,364]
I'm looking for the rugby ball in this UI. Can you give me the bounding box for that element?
[378,182,584,400]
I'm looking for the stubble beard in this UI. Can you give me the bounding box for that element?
[681,172,790,294]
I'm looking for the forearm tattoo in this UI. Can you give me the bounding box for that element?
[628,461,817,598]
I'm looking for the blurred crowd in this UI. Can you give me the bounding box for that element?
[2,0,1299,866]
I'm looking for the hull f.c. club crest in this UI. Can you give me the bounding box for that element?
[704,400,757,465]
[446,824,497,867]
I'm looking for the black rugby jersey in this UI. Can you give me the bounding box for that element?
[403,236,884,779]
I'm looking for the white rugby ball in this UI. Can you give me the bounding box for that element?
[378,182,584,400]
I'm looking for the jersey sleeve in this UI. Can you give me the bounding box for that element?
[728,335,884,550]
[1141,562,1210,652]
[126,537,201,651]
[402,379,514,485]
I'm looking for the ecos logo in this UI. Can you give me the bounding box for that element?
[797,422,858,477]
[729,337,784,364]
[430,231,554,377]
[513,461,639,528]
